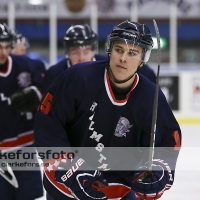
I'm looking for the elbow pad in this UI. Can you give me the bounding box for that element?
[11,86,42,112]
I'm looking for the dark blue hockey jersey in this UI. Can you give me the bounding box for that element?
[138,64,156,83]
[22,55,46,88]
[42,54,108,93]
[0,55,43,150]
[34,60,181,190]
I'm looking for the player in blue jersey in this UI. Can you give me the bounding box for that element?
[34,20,181,200]
[11,31,30,56]
[0,23,43,200]
[42,22,108,200]
[11,31,46,84]
[42,24,107,93]
[138,63,156,83]
[43,24,155,95]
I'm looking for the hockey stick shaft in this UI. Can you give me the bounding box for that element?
[147,19,161,173]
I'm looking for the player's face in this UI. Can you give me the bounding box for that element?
[11,41,27,55]
[68,46,95,66]
[109,41,143,82]
[0,42,12,64]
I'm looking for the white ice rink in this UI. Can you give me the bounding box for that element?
[36,124,200,200]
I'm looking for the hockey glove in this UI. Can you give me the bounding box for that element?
[10,86,42,112]
[131,159,173,200]
[44,155,108,200]
[44,154,135,200]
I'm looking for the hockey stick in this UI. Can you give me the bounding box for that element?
[147,19,161,175]
[0,162,19,188]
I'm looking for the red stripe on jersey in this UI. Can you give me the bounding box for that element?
[106,70,139,104]
[172,130,181,151]
[0,56,12,76]
[44,155,76,199]
[0,131,34,150]
[95,183,131,199]
[135,183,172,200]
[44,172,75,199]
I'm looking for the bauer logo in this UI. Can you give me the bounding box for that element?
[122,32,136,38]
[61,158,85,182]
[114,117,132,137]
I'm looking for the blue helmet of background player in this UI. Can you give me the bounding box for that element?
[0,23,15,43]
[63,24,98,52]
[105,20,154,63]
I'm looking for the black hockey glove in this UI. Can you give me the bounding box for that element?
[10,86,42,112]
[44,155,108,200]
[131,159,173,200]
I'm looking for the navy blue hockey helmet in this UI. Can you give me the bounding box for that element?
[105,20,154,63]
[63,24,98,51]
[0,23,15,43]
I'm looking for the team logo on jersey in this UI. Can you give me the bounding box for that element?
[17,72,31,87]
[114,117,132,137]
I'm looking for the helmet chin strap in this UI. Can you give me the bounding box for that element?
[106,62,143,84]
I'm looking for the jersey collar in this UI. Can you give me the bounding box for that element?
[104,68,139,106]
[0,56,12,77]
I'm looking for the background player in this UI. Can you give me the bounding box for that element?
[42,23,107,93]
[11,31,46,85]
[34,20,181,200]
[0,23,43,200]
[11,31,30,55]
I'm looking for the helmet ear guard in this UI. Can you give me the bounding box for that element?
[105,20,154,63]
[141,48,152,63]
[63,24,98,52]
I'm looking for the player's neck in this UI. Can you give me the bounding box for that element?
[0,59,8,72]
[111,74,135,90]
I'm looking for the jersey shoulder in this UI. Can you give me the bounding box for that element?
[138,64,156,83]
[137,73,155,92]
[32,59,46,72]
[48,58,68,73]
[138,73,166,103]
[61,60,107,85]
[25,56,46,73]
[10,54,32,72]
[47,60,107,101]
[94,54,108,61]
[69,60,107,74]
[42,58,69,93]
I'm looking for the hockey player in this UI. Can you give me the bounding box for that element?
[11,32,30,55]
[0,23,43,199]
[11,31,46,82]
[34,20,181,200]
[43,24,155,94]
[42,24,107,93]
